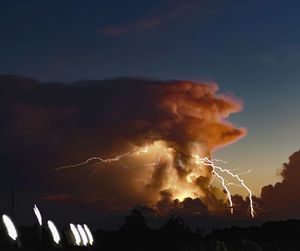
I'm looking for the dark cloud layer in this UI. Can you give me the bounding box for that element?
[260,150,300,218]
[223,151,300,221]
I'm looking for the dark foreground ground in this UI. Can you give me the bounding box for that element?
[1,210,299,251]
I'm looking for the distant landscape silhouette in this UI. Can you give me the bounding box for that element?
[1,206,300,250]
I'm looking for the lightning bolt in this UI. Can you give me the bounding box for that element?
[192,155,255,218]
[57,145,255,218]
[212,158,228,164]
[226,182,242,187]
[195,156,234,214]
[55,146,149,171]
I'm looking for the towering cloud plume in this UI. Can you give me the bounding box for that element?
[0,75,246,214]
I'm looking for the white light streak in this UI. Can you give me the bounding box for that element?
[47,220,60,244]
[83,224,94,245]
[2,215,18,241]
[193,156,255,218]
[77,224,88,246]
[70,223,81,246]
[33,204,42,226]
[212,158,228,164]
[58,143,255,218]
[56,146,149,171]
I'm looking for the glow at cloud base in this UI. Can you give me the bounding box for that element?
[59,140,255,217]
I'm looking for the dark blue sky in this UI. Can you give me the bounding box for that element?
[1,0,300,194]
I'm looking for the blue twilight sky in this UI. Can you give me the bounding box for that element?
[1,0,300,195]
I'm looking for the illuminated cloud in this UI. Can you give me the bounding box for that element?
[0,75,245,215]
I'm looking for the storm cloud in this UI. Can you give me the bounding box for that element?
[0,75,245,214]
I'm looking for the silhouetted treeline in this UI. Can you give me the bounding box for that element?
[1,208,300,250]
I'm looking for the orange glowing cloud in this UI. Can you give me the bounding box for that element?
[0,75,246,215]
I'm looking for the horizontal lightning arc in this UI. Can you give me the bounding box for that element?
[55,147,149,171]
[212,159,228,164]
[57,145,255,218]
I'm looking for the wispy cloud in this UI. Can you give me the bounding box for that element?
[101,1,199,36]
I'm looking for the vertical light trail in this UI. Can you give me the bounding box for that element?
[70,223,81,246]
[47,220,60,244]
[33,204,42,226]
[83,224,94,245]
[77,224,88,246]
[2,215,18,241]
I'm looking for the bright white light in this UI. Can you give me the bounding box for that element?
[2,215,18,241]
[47,220,60,244]
[77,224,88,246]
[70,223,81,246]
[83,224,94,245]
[33,204,42,226]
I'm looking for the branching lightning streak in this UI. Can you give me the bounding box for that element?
[194,156,234,214]
[212,159,228,164]
[228,167,241,172]
[220,166,255,218]
[55,147,149,171]
[226,182,242,187]
[193,155,255,218]
[58,145,254,218]
[208,175,215,189]
[236,169,252,176]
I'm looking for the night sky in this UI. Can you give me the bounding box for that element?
[1,0,300,229]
